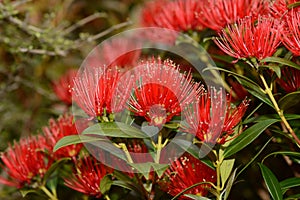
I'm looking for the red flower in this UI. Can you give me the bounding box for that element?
[73,67,133,119]
[278,67,300,92]
[128,57,203,126]
[141,0,203,32]
[52,69,77,105]
[160,153,216,199]
[269,0,300,19]
[182,89,249,144]
[43,114,85,159]
[282,10,300,56]
[214,16,283,61]
[0,136,52,188]
[64,156,113,198]
[196,0,268,32]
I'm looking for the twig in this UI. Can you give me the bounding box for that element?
[62,12,107,35]
[18,47,66,56]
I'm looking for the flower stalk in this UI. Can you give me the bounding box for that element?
[259,74,300,146]
[40,185,58,200]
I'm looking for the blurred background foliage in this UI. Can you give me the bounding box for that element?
[0,0,144,151]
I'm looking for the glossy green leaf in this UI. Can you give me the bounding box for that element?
[224,168,238,200]
[100,174,113,194]
[53,135,106,152]
[82,122,149,138]
[280,177,300,193]
[261,57,300,71]
[258,163,283,200]
[220,159,235,186]
[278,91,300,111]
[171,182,213,200]
[183,194,212,200]
[224,119,278,158]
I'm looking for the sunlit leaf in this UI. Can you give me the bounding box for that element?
[224,119,278,158]
[280,177,300,193]
[220,159,235,186]
[82,122,150,138]
[261,57,300,71]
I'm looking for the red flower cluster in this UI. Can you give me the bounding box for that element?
[52,69,77,105]
[182,89,249,144]
[196,0,268,32]
[278,67,300,92]
[0,136,52,188]
[141,0,203,32]
[128,57,203,127]
[43,114,84,160]
[282,11,300,56]
[214,16,283,61]
[64,156,113,198]
[73,67,133,119]
[160,153,216,199]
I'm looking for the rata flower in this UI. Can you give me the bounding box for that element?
[43,114,85,159]
[278,67,300,92]
[128,57,203,127]
[0,136,52,188]
[52,69,77,105]
[214,16,283,61]
[160,153,216,199]
[196,0,268,32]
[282,11,300,56]
[141,0,203,32]
[269,0,300,19]
[64,156,113,198]
[73,67,134,120]
[182,88,249,144]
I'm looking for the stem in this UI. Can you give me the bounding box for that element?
[155,132,163,164]
[118,143,134,163]
[40,185,58,200]
[215,158,222,200]
[105,195,111,200]
[259,74,300,146]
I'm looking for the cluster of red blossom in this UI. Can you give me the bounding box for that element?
[1,0,300,199]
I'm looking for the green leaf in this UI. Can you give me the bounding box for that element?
[280,177,300,193]
[244,114,300,124]
[111,180,143,195]
[220,159,235,186]
[278,91,300,112]
[261,57,300,71]
[224,168,238,200]
[20,189,40,198]
[224,119,278,158]
[82,122,149,138]
[284,193,300,200]
[260,65,281,78]
[43,157,70,184]
[263,151,300,163]
[53,135,106,152]
[258,163,283,200]
[236,137,273,179]
[129,163,152,180]
[151,163,169,178]
[100,174,113,194]
[236,77,274,108]
[183,194,212,200]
